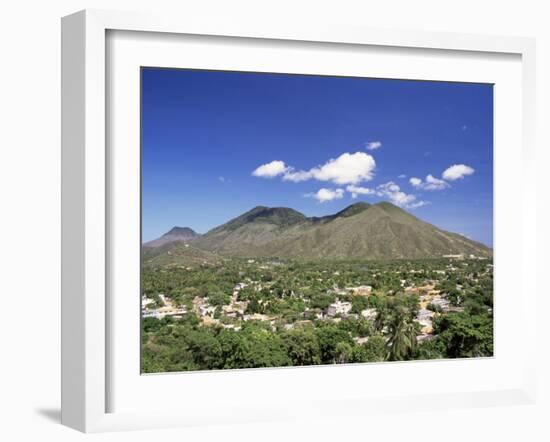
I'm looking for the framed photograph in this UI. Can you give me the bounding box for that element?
[61,9,537,433]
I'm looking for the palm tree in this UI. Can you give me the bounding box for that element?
[386,311,418,361]
[374,305,390,332]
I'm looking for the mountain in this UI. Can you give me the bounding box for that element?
[142,242,220,267]
[142,227,219,267]
[185,202,492,260]
[143,226,200,248]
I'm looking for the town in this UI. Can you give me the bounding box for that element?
[141,255,493,372]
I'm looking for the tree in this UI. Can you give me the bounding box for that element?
[427,302,443,313]
[208,291,230,307]
[351,296,369,314]
[431,312,493,358]
[217,329,251,369]
[386,309,419,361]
[363,334,388,362]
[315,325,353,364]
[245,296,263,314]
[185,329,223,369]
[374,303,390,332]
[447,289,463,306]
[142,317,162,333]
[310,293,336,310]
[241,325,290,368]
[337,317,372,337]
[335,342,352,364]
[281,327,321,366]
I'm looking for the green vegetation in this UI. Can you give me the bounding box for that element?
[141,256,493,373]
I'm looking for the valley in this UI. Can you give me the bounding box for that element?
[141,201,493,372]
[141,255,493,372]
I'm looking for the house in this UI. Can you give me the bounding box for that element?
[222,302,247,318]
[222,324,241,331]
[202,316,219,326]
[416,308,434,322]
[141,295,155,308]
[142,310,161,319]
[333,286,350,296]
[415,308,435,334]
[356,285,373,295]
[417,284,436,292]
[361,308,378,321]
[429,297,451,312]
[142,304,187,320]
[222,305,238,318]
[244,313,270,322]
[327,300,352,317]
[347,285,373,296]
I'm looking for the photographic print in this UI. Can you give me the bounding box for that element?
[140,68,493,373]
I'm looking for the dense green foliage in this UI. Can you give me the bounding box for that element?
[141,257,493,372]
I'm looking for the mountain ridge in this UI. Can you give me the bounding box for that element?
[143,226,200,248]
[194,201,492,259]
[144,202,492,262]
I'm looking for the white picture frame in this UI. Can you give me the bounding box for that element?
[61,9,537,433]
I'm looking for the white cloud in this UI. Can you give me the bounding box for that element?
[282,169,313,183]
[398,174,407,179]
[307,188,345,203]
[407,200,431,209]
[252,160,289,178]
[282,152,376,185]
[380,181,400,193]
[410,174,449,191]
[376,181,428,209]
[442,164,475,181]
[346,185,375,199]
[365,141,382,150]
[425,174,449,190]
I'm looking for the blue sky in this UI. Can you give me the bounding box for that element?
[142,68,493,246]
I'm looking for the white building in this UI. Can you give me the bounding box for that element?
[141,295,155,308]
[361,308,378,321]
[327,301,352,317]
[346,285,372,295]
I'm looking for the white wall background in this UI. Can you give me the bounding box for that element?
[0,1,548,440]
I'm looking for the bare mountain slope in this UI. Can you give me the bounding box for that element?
[184,202,491,260]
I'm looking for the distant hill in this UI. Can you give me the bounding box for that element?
[182,202,492,260]
[142,241,220,267]
[142,226,221,268]
[143,226,200,248]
